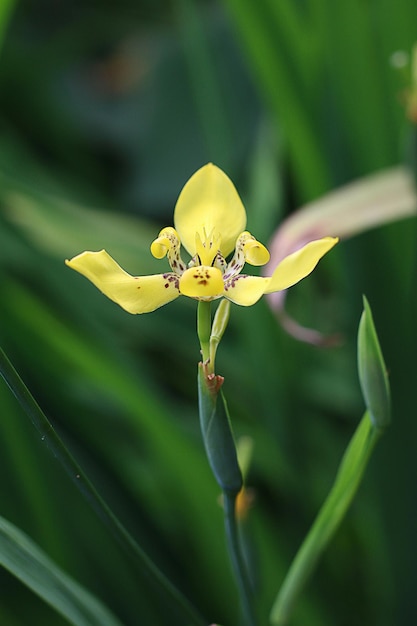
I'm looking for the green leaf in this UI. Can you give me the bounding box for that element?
[0,344,206,626]
[358,296,391,431]
[269,412,380,625]
[0,514,123,626]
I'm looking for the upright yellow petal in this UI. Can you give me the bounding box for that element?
[66,250,180,314]
[174,164,247,258]
[265,237,338,293]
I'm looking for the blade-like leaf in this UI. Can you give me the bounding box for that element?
[0,514,123,626]
[358,296,391,431]
[270,412,380,625]
[0,345,206,626]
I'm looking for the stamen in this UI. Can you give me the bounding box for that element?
[195,228,222,267]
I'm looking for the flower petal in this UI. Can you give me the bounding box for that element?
[224,274,270,306]
[65,250,180,314]
[174,163,247,258]
[179,266,224,299]
[265,237,338,293]
[225,231,270,280]
[243,237,270,266]
[150,227,178,259]
[150,227,187,274]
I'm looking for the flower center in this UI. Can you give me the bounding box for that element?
[150,226,270,303]
[179,266,224,299]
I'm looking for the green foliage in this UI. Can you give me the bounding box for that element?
[358,297,391,431]
[0,1,416,625]
[270,412,381,625]
[0,514,123,626]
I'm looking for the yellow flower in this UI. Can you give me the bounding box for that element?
[66,164,338,314]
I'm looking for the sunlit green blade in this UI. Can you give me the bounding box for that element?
[1,181,159,273]
[270,296,391,624]
[270,412,380,625]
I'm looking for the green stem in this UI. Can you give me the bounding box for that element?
[197,301,212,365]
[0,345,206,626]
[223,491,257,626]
[210,299,231,368]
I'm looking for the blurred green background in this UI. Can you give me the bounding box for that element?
[0,1,417,624]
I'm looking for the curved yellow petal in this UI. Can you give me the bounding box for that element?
[174,163,247,258]
[150,227,178,259]
[265,237,338,293]
[244,240,270,265]
[224,274,270,306]
[241,232,270,266]
[65,250,180,314]
[150,227,187,274]
[179,266,224,299]
[225,231,269,280]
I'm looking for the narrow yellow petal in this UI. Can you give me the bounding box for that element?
[65,250,180,314]
[265,237,338,293]
[224,275,270,306]
[179,266,224,299]
[174,164,247,258]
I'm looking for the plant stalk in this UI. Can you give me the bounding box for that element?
[197,300,212,365]
[223,491,257,626]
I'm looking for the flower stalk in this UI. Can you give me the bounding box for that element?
[197,303,257,625]
[197,300,212,365]
[198,361,257,625]
[210,299,231,369]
